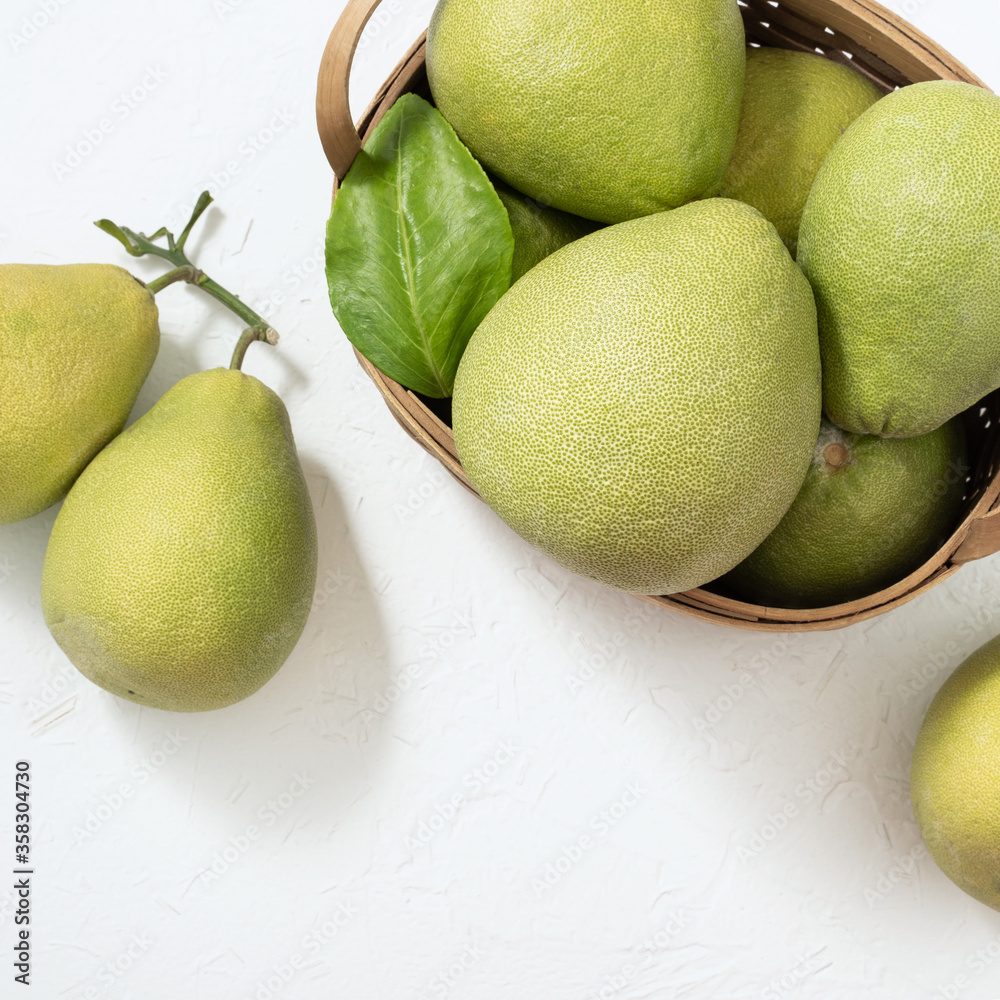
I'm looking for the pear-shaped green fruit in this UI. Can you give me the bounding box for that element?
[452,199,821,595]
[719,47,882,255]
[720,417,967,608]
[911,634,1000,912]
[41,368,318,713]
[0,263,159,523]
[426,0,746,223]
[798,80,1000,437]
[493,179,600,282]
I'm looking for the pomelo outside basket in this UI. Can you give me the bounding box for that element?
[316,0,1000,632]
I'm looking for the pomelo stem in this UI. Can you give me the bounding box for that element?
[95,192,279,368]
[824,443,849,469]
[230,326,280,371]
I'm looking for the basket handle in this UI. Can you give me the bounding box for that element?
[315,0,397,180]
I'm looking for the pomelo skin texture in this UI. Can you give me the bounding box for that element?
[0,263,159,523]
[452,199,821,596]
[493,179,601,283]
[720,417,967,608]
[798,80,1000,438]
[911,633,1000,912]
[41,369,318,713]
[720,47,882,255]
[426,0,746,224]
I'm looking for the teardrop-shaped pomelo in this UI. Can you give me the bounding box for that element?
[452,199,821,595]
[42,369,318,713]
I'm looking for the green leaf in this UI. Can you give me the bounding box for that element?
[325,93,514,398]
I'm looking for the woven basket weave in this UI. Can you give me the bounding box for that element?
[316,0,1000,632]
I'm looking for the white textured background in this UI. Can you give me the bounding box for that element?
[2,1,1000,998]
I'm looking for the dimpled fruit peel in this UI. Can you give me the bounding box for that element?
[0,263,159,524]
[452,199,821,595]
[911,633,1000,912]
[426,0,746,223]
[798,81,1000,438]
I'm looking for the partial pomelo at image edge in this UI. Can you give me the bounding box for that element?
[425,0,746,223]
[798,80,1000,438]
[452,199,821,596]
[911,633,1000,911]
[0,263,160,524]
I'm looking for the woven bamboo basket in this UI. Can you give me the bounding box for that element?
[316,0,1000,632]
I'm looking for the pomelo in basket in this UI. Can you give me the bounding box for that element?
[720,47,882,255]
[493,179,600,282]
[798,80,1000,438]
[720,417,967,608]
[425,0,746,224]
[452,199,821,595]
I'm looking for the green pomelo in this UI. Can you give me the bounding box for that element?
[720,47,882,255]
[493,179,600,283]
[911,634,1000,912]
[0,263,159,523]
[720,417,967,608]
[452,199,821,595]
[798,81,1000,438]
[41,368,318,713]
[426,0,746,224]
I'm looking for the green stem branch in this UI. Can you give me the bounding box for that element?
[229,326,280,371]
[145,265,202,294]
[96,191,278,371]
